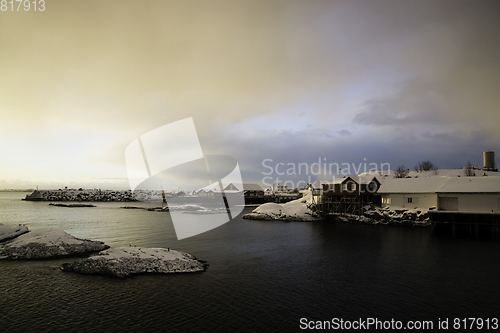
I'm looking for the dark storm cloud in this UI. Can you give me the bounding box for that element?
[352,78,453,138]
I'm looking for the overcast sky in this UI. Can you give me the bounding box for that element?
[1,0,499,190]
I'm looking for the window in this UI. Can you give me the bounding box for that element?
[350,183,356,191]
[342,184,347,191]
[407,197,419,204]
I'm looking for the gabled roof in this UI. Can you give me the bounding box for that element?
[195,189,214,194]
[242,183,263,191]
[356,175,381,185]
[224,183,240,191]
[308,182,324,189]
[324,176,358,186]
[378,177,500,194]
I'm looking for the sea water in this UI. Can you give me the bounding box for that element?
[1,192,499,332]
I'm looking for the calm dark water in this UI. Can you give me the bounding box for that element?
[1,192,500,332]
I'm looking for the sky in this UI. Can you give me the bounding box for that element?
[1,0,499,190]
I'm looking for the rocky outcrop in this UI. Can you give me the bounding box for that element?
[334,205,431,227]
[242,193,319,222]
[0,224,29,242]
[242,212,317,221]
[49,203,96,208]
[121,206,170,212]
[0,228,109,259]
[61,247,208,278]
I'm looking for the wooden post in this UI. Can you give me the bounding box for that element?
[452,214,456,238]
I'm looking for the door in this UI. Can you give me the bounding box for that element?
[439,197,458,211]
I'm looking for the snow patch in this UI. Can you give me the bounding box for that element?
[243,192,319,221]
[0,224,29,242]
[0,228,109,259]
[61,247,208,278]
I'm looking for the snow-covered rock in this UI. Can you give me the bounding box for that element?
[49,203,96,208]
[0,228,109,259]
[61,247,207,278]
[347,205,431,227]
[363,208,386,221]
[242,192,319,221]
[0,224,29,242]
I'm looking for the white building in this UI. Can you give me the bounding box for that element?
[274,184,291,193]
[378,177,500,212]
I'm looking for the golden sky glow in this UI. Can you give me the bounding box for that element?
[1,0,499,189]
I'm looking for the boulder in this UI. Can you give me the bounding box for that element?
[0,228,109,259]
[61,247,207,278]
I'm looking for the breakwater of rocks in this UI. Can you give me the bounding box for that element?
[24,189,138,202]
[23,189,186,202]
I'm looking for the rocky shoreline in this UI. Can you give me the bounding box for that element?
[242,196,431,227]
[242,212,318,221]
[336,205,432,227]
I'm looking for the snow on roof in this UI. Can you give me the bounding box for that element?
[439,177,500,193]
[242,183,263,191]
[398,169,498,178]
[378,178,447,194]
[359,169,500,182]
[332,177,347,184]
[323,176,356,185]
[224,183,240,191]
[221,190,242,194]
[323,176,379,186]
[194,188,213,194]
[308,182,324,189]
[358,170,393,177]
[378,176,500,194]
[355,175,381,184]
